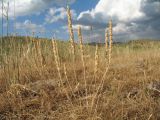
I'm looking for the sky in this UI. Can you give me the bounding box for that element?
[0,0,160,42]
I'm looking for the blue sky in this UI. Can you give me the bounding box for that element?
[1,0,160,42]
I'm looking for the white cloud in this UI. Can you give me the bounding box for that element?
[77,0,160,41]
[0,0,77,18]
[78,0,145,22]
[15,20,45,33]
[98,0,143,21]
[45,7,77,23]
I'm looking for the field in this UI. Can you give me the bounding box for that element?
[0,0,160,119]
[0,36,160,120]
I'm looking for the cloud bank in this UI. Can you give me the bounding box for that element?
[0,0,76,17]
[76,0,160,42]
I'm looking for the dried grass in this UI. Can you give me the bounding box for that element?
[0,6,159,120]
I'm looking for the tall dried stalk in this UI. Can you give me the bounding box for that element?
[94,44,99,78]
[78,26,89,107]
[78,26,86,80]
[90,44,99,115]
[108,20,113,65]
[91,20,113,116]
[91,44,99,113]
[52,39,62,84]
[67,6,75,58]
[67,6,77,81]
[105,29,109,60]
